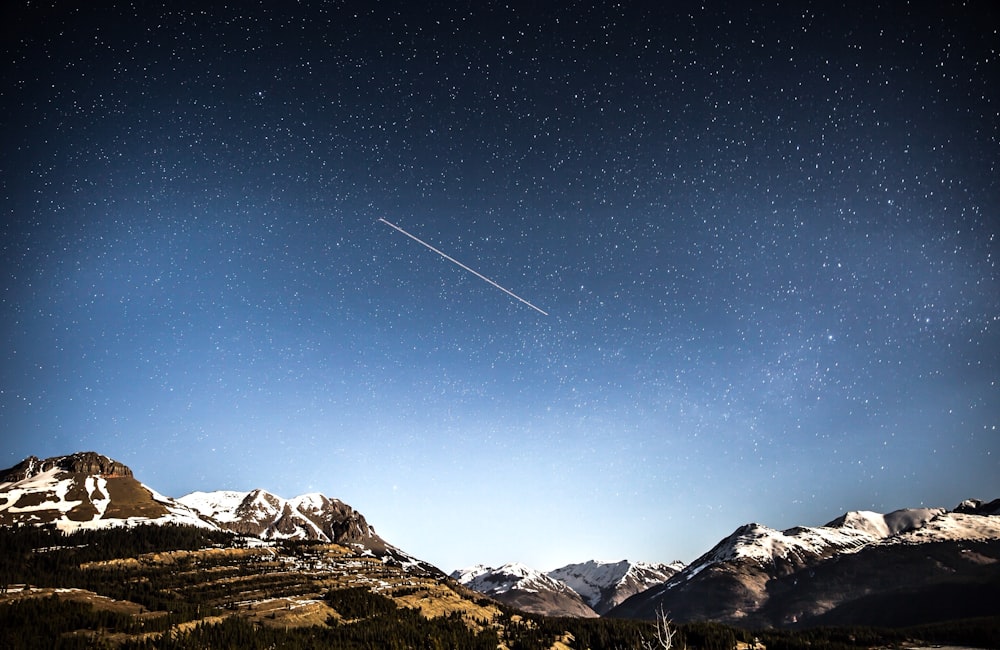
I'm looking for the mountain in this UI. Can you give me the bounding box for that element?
[178,489,376,544]
[0,452,212,530]
[0,451,537,648]
[0,452,434,572]
[451,563,599,618]
[7,451,999,633]
[0,512,516,648]
[610,502,1000,628]
[178,489,436,571]
[548,560,684,615]
[450,559,684,618]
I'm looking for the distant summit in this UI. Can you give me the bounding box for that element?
[451,562,599,618]
[548,559,683,614]
[450,559,685,617]
[953,498,1000,516]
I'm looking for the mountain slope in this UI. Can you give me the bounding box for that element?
[610,503,1000,628]
[0,452,212,530]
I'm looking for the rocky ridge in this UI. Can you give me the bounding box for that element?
[0,452,134,482]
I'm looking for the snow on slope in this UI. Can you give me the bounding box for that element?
[684,522,872,579]
[0,464,214,531]
[826,507,943,538]
[177,490,248,523]
[289,493,329,512]
[87,476,111,518]
[178,489,369,544]
[890,510,1000,543]
[548,560,628,605]
[121,485,219,530]
[677,505,997,583]
[179,489,315,539]
[0,467,79,516]
[1,453,433,577]
[451,564,498,589]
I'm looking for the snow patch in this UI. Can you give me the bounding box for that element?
[178,490,250,523]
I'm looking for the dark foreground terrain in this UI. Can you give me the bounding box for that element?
[1,525,997,649]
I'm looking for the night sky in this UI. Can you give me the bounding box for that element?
[2,2,998,572]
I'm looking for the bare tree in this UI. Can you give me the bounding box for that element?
[640,605,683,650]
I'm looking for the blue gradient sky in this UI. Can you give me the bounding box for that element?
[2,2,998,571]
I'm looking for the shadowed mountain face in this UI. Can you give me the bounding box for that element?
[610,503,1000,628]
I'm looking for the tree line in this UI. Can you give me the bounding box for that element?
[1,524,996,649]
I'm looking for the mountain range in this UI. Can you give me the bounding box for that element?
[609,499,1000,627]
[451,560,684,617]
[451,562,602,618]
[458,501,1000,627]
[0,451,433,571]
[2,451,999,630]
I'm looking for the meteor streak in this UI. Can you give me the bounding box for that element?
[379,218,548,316]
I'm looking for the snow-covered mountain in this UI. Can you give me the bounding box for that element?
[548,560,684,614]
[178,489,375,545]
[0,452,213,531]
[451,563,599,617]
[669,505,994,583]
[611,501,1000,628]
[8,452,996,628]
[451,559,684,617]
[0,452,436,573]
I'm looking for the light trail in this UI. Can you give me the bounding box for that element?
[379,218,548,316]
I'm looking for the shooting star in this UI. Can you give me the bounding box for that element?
[379,218,548,316]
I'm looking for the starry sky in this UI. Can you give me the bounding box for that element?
[2,2,998,572]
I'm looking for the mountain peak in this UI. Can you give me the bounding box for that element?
[0,452,205,529]
[954,498,1000,515]
[825,507,943,538]
[177,489,381,548]
[0,451,133,484]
